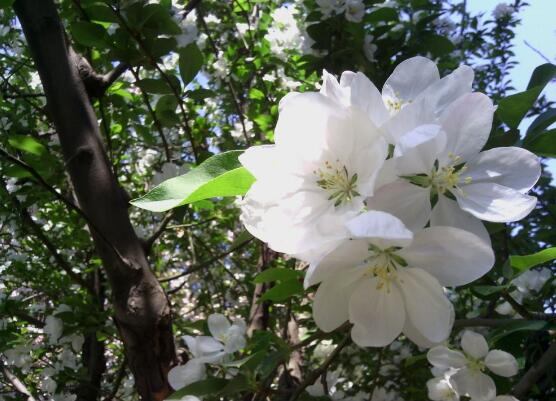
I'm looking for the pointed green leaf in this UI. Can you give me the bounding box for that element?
[131,151,255,212]
[510,247,556,273]
[8,135,46,156]
[179,43,204,86]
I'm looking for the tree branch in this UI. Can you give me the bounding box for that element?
[512,340,556,398]
[13,1,176,399]
[0,359,37,401]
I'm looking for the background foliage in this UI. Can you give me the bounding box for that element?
[0,0,555,400]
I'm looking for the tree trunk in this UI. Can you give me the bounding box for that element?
[13,1,176,399]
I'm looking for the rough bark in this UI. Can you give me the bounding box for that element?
[13,1,176,399]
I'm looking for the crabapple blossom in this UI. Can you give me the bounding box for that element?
[427,331,519,401]
[307,211,493,347]
[168,314,246,390]
[344,0,365,22]
[427,376,459,401]
[367,98,540,242]
[240,89,387,260]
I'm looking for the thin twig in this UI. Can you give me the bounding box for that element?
[145,211,175,252]
[288,335,351,401]
[524,40,553,63]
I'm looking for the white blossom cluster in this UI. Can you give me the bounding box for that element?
[427,331,519,401]
[239,57,541,348]
[168,313,247,392]
[316,0,365,23]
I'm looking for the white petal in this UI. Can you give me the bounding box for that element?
[168,360,206,390]
[452,368,496,401]
[304,239,369,288]
[346,210,413,247]
[427,377,459,401]
[350,72,389,126]
[398,226,494,287]
[383,56,440,104]
[398,269,452,343]
[238,145,278,180]
[208,314,231,341]
[418,65,474,114]
[430,195,491,245]
[383,97,437,144]
[465,147,541,192]
[366,181,431,232]
[460,330,489,359]
[485,349,519,377]
[456,182,537,222]
[313,272,361,332]
[195,336,225,356]
[394,124,447,174]
[404,317,447,349]
[427,346,467,369]
[320,69,347,106]
[439,92,495,163]
[494,397,519,401]
[348,278,405,347]
[224,327,246,354]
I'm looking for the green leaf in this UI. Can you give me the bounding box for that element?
[168,377,229,399]
[253,268,303,284]
[70,21,109,48]
[364,7,398,24]
[488,320,548,345]
[472,285,508,297]
[260,279,303,302]
[527,63,556,90]
[219,374,252,395]
[187,88,216,101]
[525,108,556,138]
[404,353,427,367]
[510,247,556,273]
[179,43,204,86]
[497,63,556,129]
[131,151,255,212]
[0,0,14,8]
[248,88,265,100]
[136,78,174,94]
[418,34,454,57]
[8,135,46,156]
[524,129,556,158]
[155,95,179,126]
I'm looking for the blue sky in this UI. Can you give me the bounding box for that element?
[468,0,556,181]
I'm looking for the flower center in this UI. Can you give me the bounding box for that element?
[362,245,407,292]
[467,358,486,373]
[315,160,360,207]
[430,153,472,195]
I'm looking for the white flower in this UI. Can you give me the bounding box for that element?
[363,34,377,62]
[175,12,198,48]
[513,267,551,295]
[344,0,365,23]
[168,359,206,391]
[306,370,341,397]
[370,386,399,401]
[240,86,387,260]
[44,315,64,345]
[307,211,494,347]
[494,397,519,401]
[320,57,475,139]
[427,331,519,401]
[152,162,187,186]
[316,0,346,17]
[3,345,32,368]
[492,3,514,19]
[367,107,541,243]
[427,376,459,401]
[168,314,246,390]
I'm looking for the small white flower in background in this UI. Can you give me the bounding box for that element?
[427,331,519,401]
[492,3,514,19]
[316,0,346,17]
[175,12,198,48]
[152,162,187,186]
[363,34,377,62]
[39,367,57,394]
[344,0,365,22]
[513,267,551,295]
[306,370,342,398]
[53,393,77,401]
[307,211,494,348]
[168,314,246,390]
[494,397,519,401]
[176,397,202,401]
[370,386,400,401]
[3,344,32,369]
[44,315,64,345]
